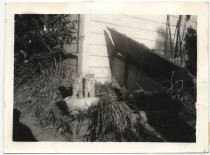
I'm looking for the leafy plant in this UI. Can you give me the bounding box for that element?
[15,14,78,56]
[14,14,79,88]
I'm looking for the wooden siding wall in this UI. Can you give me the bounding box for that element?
[81,14,196,83]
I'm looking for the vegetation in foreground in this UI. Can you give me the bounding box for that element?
[14,62,196,142]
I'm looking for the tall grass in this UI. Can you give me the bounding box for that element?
[87,94,134,141]
[167,72,196,128]
[14,56,76,140]
[168,85,196,128]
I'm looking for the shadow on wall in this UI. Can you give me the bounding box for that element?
[155,27,166,56]
[104,29,167,92]
[154,27,175,60]
[104,30,125,87]
[13,109,37,141]
[106,27,196,93]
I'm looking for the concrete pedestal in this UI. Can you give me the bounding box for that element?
[64,97,99,114]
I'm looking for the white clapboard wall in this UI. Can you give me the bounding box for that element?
[79,14,197,83]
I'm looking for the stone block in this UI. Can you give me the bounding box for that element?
[64,97,99,114]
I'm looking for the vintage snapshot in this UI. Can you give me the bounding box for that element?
[4,2,208,153]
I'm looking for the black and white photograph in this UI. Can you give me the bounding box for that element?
[13,14,197,142]
[3,2,208,154]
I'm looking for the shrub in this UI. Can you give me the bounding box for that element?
[14,14,79,89]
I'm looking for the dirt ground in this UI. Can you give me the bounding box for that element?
[13,108,66,141]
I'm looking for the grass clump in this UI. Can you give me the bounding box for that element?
[87,93,134,141]
[168,85,196,128]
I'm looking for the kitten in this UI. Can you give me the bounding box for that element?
[71,73,83,98]
[84,73,95,97]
